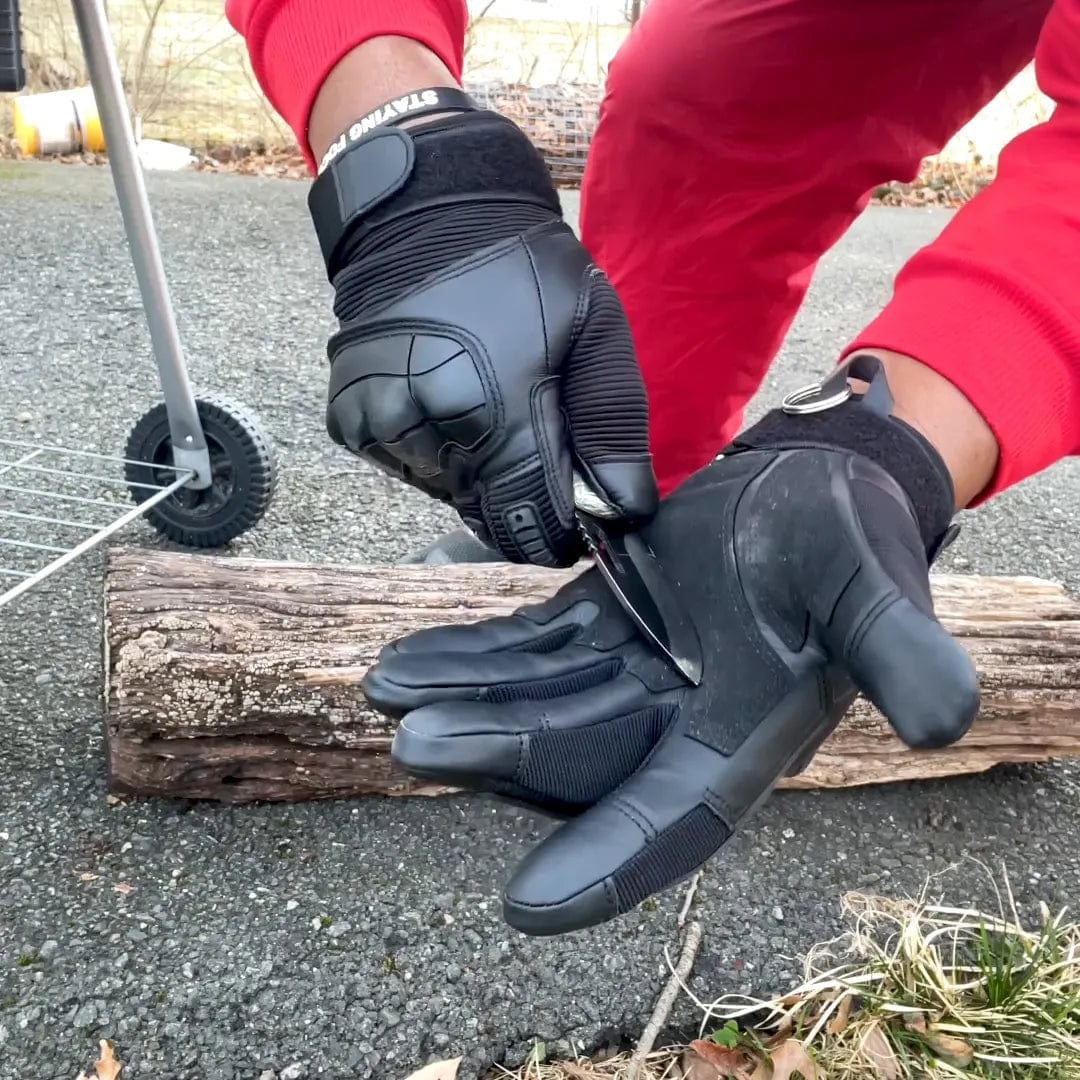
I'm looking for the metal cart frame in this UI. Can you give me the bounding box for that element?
[1,0,276,609]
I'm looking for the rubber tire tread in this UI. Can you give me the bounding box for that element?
[124,394,277,548]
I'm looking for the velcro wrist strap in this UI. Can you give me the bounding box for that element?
[309,126,417,275]
[727,355,957,556]
[316,86,480,175]
[308,107,563,280]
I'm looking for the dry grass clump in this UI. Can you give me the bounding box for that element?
[689,871,1080,1079]
[491,868,1080,1079]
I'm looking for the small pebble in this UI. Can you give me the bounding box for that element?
[280,1064,306,1080]
[285,900,298,911]
[71,1001,97,1028]
[772,906,784,922]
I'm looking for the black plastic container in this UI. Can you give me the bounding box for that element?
[1,0,25,93]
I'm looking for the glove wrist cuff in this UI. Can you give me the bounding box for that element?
[308,103,562,279]
[315,86,480,175]
[727,354,958,560]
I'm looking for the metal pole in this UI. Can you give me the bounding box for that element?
[69,0,211,488]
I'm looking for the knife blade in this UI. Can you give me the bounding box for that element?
[573,472,703,687]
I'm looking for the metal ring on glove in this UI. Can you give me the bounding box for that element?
[780,380,854,415]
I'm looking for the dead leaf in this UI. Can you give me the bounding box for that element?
[105,794,123,806]
[688,1040,756,1079]
[401,1058,461,1080]
[113,883,134,896]
[77,872,98,883]
[751,1040,817,1080]
[76,1040,122,1080]
[826,994,853,1035]
[859,1023,899,1080]
[925,1032,974,1067]
[762,1020,795,1049]
[681,1049,722,1080]
[95,1041,122,1080]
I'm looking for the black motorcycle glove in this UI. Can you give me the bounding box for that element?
[307,88,658,567]
[362,356,980,935]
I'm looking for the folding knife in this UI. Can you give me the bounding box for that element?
[572,472,703,686]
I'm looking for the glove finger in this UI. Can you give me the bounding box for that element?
[563,269,658,522]
[379,607,585,663]
[362,643,622,718]
[390,673,666,813]
[501,731,731,935]
[475,425,580,568]
[844,595,979,750]
[501,674,841,936]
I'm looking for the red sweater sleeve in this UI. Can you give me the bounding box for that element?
[226,0,468,167]
[847,0,1080,500]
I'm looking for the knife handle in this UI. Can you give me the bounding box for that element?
[571,468,620,520]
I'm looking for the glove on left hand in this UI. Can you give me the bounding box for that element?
[310,96,658,568]
[364,359,980,935]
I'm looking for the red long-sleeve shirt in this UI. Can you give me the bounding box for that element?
[226,0,467,167]
[226,0,1080,502]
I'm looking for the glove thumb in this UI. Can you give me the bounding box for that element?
[844,596,979,749]
[562,268,658,522]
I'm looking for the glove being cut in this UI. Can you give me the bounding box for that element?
[308,88,658,567]
[363,357,980,935]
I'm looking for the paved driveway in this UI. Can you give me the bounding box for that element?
[1,161,1078,1080]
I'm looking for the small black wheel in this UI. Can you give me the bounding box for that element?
[124,395,277,548]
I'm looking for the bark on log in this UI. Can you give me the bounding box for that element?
[103,548,1080,804]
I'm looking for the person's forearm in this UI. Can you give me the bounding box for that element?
[849,349,998,511]
[225,0,468,168]
[844,0,1080,507]
[308,36,459,166]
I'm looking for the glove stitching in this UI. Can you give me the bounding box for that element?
[603,877,619,912]
[844,587,902,659]
[513,733,529,785]
[518,236,576,533]
[702,788,737,829]
[338,227,535,322]
[607,795,656,841]
[566,264,593,351]
[530,378,574,526]
[329,317,505,439]
[504,800,652,912]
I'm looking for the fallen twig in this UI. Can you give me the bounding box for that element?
[627,921,703,1080]
[677,872,702,929]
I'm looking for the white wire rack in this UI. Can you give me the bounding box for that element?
[0,437,193,610]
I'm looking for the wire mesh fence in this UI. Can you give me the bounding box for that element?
[13,0,624,184]
[0,436,191,610]
[8,1,1050,184]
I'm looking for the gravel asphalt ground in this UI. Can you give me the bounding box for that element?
[1,160,1079,1080]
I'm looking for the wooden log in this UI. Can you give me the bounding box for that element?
[103,548,1080,804]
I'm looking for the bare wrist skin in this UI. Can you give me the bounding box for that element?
[849,349,999,509]
[308,36,460,163]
